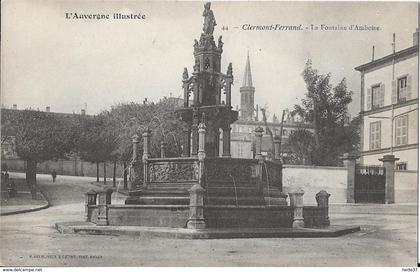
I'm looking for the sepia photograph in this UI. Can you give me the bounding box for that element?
[0,0,419,268]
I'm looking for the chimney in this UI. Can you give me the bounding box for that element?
[414,28,419,46]
[392,33,396,54]
[372,45,375,61]
[81,109,86,115]
[12,104,17,110]
[46,106,50,112]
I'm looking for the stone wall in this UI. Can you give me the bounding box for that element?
[282,164,348,204]
[395,170,418,203]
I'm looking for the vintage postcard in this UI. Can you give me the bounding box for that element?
[1,0,418,269]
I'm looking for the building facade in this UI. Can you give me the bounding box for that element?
[355,30,419,170]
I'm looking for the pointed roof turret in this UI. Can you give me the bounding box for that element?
[242,52,253,87]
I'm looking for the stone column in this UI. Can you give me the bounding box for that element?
[198,123,206,161]
[142,129,152,187]
[379,154,399,204]
[182,126,191,157]
[132,134,139,161]
[97,187,113,226]
[340,153,358,204]
[191,109,199,157]
[187,184,206,229]
[316,190,331,226]
[274,135,281,161]
[214,129,220,157]
[254,127,264,160]
[129,135,140,191]
[85,189,97,222]
[289,188,305,228]
[160,141,167,158]
[222,125,231,158]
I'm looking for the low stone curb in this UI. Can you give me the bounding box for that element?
[0,190,50,216]
[55,221,360,239]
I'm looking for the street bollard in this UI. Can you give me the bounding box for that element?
[316,190,331,226]
[187,184,206,229]
[289,188,305,228]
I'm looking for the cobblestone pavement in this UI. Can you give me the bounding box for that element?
[0,173,417,267]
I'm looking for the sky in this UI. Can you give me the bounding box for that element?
[1,1,418,119]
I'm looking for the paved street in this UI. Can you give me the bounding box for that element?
[0,173,417,267]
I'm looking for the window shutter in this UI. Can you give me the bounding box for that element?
[392,80,397,104]
[406,74,412,100]
[366,88,372,111]
[380,83,385,107]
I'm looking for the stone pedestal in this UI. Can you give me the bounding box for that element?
[341,153,358,203]
[97,188,113,226]
[289,188,305,228]
[187,184,206,229]
[316,190,330,226]
[379,154,399,204]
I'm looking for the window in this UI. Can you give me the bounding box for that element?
[371,85,382,109]
[395,115,408,146]
[396,162,407,170]
[369,121,381,150]
[397,76,407,102]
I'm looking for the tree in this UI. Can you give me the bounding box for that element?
[102,98,184,188]
[286,129,316,164]
[1,109,75,199]
[75,114,118,184]
[293,60,357,166]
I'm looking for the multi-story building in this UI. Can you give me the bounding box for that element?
[230,54,313,159]
[355,30,419,170]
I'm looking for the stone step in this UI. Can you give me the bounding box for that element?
[205,186,259,197]
[134,196,190,205]
[206,179,257,185]
[140,190,188,195]
[146,182,196,190]
[205,196,265,206]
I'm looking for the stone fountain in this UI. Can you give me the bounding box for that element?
[57,3,360,238]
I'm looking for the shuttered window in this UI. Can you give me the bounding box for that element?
[371,85,383,109]
[395,115,408,146]
[369,121,381,150]
[397,76,407,102]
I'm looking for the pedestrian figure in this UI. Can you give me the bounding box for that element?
[51,170,57,183]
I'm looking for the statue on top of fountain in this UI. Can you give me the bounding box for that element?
[203,2,216,35]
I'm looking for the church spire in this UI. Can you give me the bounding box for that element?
[242,52,253,87]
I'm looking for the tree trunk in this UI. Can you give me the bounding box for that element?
[96,161,99,182]
[123,162,128,190]
[103,162,107,184]
[26,159,37,200]
[112,161,117,188]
